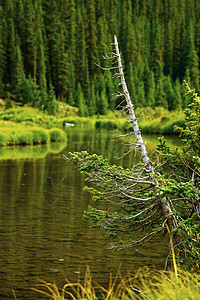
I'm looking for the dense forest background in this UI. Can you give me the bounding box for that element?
[0,0,200,115]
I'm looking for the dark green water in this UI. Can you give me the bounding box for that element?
[0,128,181,299]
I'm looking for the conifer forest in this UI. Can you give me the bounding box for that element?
[0,0,200,115]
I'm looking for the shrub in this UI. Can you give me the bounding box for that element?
[49,128,67,142]
[31,129,50,144]
[95,120,118,130]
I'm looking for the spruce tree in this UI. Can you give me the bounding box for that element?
[173,79,182,110]
[172,9,182,80]
[163,20,173,76]
[14,40,25,94]
[126,23,137,66]
[155,76,168,109]
[5,5,16,87]
[188,49,200,92]
[77,83,87,117]
[88,81,96,116]
[136,81,146,107]
[5,92,12,110]
[180,20,195,80]
[150,21,164,83]
[106,71,115,111]
[61,0,76,58]
[99,88,108,115]
[87,0,97,78]
[164,75,175,111]
[45,0,61,96]
[34,0,47,98]
[23,0,35,77]
[0,5,5,92]
[37,28,47,98]
[58,28,70,102]
[147,71,156,107]
[14,0,25,52]
[75,7,90,98]
[126,63,137,108]
[46,84,58,115]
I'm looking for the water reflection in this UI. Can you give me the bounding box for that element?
[0,128,180,299]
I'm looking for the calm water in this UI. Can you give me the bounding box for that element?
[0,128,181,299]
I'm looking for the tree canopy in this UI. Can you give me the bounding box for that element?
[0,0,200,114]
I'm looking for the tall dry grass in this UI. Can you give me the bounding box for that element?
[28,266,200,300]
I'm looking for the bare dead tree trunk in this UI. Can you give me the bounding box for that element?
[114,35,153,173]
[114,35,181,244]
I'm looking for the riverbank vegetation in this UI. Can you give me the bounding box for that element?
[31,267,200,300]
[0,103,186,135]
[0,120,66,146]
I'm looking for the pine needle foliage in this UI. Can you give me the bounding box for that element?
[69,83,200,271]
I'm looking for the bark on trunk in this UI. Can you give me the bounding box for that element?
[114,35,153,173]
[114,35,181,245]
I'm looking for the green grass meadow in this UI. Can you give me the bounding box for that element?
[0,120,66,146]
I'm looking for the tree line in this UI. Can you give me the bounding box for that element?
[0,0,200,115]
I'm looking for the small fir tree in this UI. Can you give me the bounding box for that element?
[5,92,12,110]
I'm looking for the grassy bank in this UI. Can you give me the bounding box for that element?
[0,105,185,135]
[29,268,200,299]
[0,121,66,146]
[93,108,185,135]
[136,107,185,134]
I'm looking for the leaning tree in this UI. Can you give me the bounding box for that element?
[67,36,200,271]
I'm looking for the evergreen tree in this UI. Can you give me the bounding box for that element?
[77,83,87,117]
[75,7,90,98]
[61,0,76,58]
[173,79,182,111]
[96,15,109,69]
[126,23,137,66]
[187,49,200,92]
[87,0,98,78]
[126,63,137,108]
[136,81,146,107]
[182,69,192,108]
[147,70,156,107]
[172,8,182,80]
[34,0,47,97]
[58,28,70,102]
[99,88,108,115]
[23,0,35,77]
[108,0,118,36]
[180,20,195,80]
[14,40,25,94]
[0,0,199,112]
[150,21,164,83]
[155,76,168,109]
[0,5,5,92]
[5,92,12,110]
[106,71,115,110]
[37,28,47,97]
[5,3,16,86]
[88,81,96,116]
[22,77,34,104]
[164,75,175,111]
[68,90,75,106]
[45,0,61,95]
[46,84,58,115]
[163,20,173,76]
